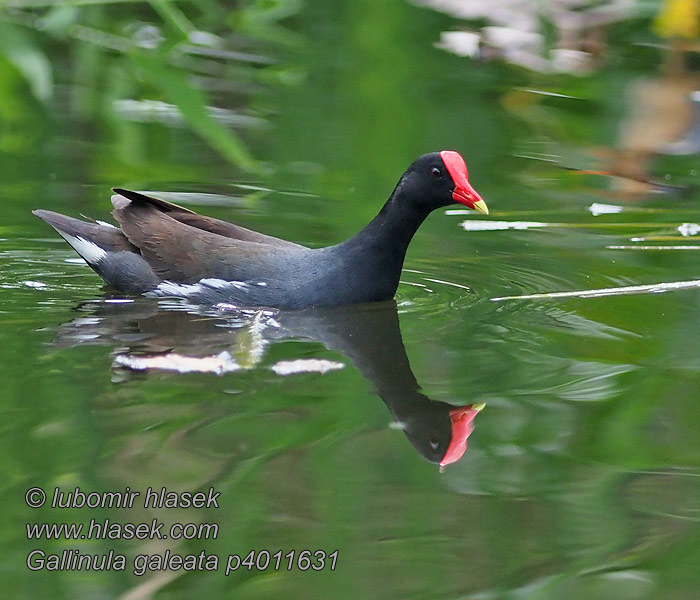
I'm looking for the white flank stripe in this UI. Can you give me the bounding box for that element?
[200,278,232,289]
[154,278,249,297]
[154,281,203,296]
[200,278,249,290]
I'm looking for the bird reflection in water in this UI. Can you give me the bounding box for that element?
[52,299,483,467]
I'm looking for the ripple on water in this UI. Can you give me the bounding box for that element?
[624,469,700,521]
[397,267,482,315]
[488,260,581,301]
[397,248,588,318]
[0,248,102,311]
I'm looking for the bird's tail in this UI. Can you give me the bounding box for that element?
[32,209,161,294]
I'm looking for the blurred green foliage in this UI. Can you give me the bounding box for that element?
[2,1,700,599]
[0,1,304,173]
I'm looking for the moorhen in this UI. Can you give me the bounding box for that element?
[34,151,487,309]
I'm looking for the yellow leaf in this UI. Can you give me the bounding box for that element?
[654,0,700,39]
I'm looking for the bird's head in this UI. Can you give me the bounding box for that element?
[396,151,488,215]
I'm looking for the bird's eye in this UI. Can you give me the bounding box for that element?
[429,438,440,451]
[431,167,442,179]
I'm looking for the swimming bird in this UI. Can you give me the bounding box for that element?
[33,151,487,309]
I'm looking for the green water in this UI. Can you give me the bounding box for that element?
[2,1,700,599]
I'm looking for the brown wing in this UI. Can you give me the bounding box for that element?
[112,188,197,214]
[112,189,304,249]
[111,194,310,283]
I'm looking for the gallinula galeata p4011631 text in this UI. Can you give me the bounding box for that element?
[34,151,488,309]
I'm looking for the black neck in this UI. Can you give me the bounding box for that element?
[321,186,435,304]
[339,189,430,266]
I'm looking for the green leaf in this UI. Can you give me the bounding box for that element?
[38,3,80,36]
[0,21,52,102]
[147,0,194,37]
[130,49,259,173]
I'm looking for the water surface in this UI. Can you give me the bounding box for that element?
[2,1,700,598]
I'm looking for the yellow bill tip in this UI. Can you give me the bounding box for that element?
[473,199,489,215]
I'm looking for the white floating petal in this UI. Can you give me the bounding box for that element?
[114,351,240,375]
[678,223,700,237]
[270,359,345,376]
[589,203,624,216]
[460,220,548,231]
